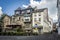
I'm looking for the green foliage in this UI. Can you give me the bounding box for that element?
[32,33,38,35]
[0,14,6,20]
[0,14,7,26]
[14,27,23,32]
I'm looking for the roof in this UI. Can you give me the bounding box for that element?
[2,14,11,19]
[26,5,32,9]
[22,5,32,10]
[15,7,22,11]
[12,13,23,17]
[33,8,47,13]
[15,6,33,11]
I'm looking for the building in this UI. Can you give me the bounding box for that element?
[48,17,53,32]
[3,6,34,33]
[57,0,60,26]
[57,0,60,34]
[3,15,11,32]
[52,22,58,32]
[32,8,53,34]
[19,6,33,33]
[3,6,53,34]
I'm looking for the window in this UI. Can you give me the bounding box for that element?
[27,13,30,14]
[35,24,37,25]
[25,19,29,21]
[24,17,30,22]
[13,18,15,23]
[39,13,41,16]
[49,21,51,24]
[34,14,36,16]
[17,17,20,21]
[22,19,23,21]
[39,18,41,21]
[16,11,20,14]
[22,11,25,13]
[5,20,9,23]
[39,14,41,16]
[27,10,30,13]
[13,18,15,20]
[25,24,30,28]
[34,18,37,21]
[19,17,20,20]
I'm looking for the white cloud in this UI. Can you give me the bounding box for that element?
[0,7,2,9]
[22,5,28,8]
[22,0,57,22]
[0,7,3,17]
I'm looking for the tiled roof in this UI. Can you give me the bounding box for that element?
[33,8,47,13]
[15,6,34,12]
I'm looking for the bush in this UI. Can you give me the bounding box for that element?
[1,32,29,36]
[32,33,38,35]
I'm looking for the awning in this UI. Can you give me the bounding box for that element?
[33,25,43,29]
[6,25,22,28]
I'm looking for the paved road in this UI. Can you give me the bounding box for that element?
[0,33,59,40]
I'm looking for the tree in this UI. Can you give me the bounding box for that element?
[0,14,6,25]
[0,14,6,32]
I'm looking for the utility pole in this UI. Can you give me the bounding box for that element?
[57,0,60,35]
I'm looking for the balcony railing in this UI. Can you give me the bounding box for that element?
[24,19,31,23]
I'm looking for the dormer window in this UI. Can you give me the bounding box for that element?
[16,11,20,14]
[39,13,41,16]
[22,11,25,13]
[27,10,30,13]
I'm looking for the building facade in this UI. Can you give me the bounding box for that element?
[3,6,53,34]
[32,8,53,34]
[48,17,53,32]
[3,6,33,33]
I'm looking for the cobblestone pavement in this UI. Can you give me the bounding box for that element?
[0,33,59,40]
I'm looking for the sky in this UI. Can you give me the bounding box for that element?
[0,0,57,22]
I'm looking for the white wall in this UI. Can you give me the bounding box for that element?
[49,17,53,31]
[32,12,44,27]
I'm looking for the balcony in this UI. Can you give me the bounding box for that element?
[23,17,31,23]
[24,19,31,23]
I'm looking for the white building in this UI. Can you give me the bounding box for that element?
[32,8,53,34]
[48,17,53,32]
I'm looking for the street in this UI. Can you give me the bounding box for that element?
[0,33,59,40]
